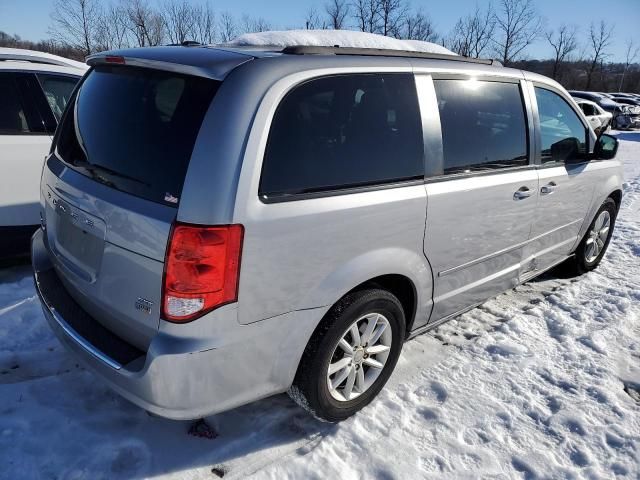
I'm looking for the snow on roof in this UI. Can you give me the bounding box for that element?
[226,30,457,56]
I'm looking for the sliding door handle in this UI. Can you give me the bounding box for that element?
[540,182,557,195]
[513,187,531,200]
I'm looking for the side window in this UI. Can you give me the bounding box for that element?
[0,74,32,134]
[37,74,79,121]
[260,73,424,198]
[433,79,528,175]
[535,87,587,164]
[580,103,595,116]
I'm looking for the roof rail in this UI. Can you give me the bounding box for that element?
[167,40,202,47]
[281,45,502,66]
[0,47,87,70]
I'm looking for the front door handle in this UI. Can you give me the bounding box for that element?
[540,182,557,195]
[513,186,531,200]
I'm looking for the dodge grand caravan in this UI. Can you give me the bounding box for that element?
[32,43,622,422]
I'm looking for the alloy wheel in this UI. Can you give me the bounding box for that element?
[326,312,393,402]
[585,210,611,263]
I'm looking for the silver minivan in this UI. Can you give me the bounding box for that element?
[32,44,622,422]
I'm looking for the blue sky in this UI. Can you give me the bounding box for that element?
[1,0,639,61]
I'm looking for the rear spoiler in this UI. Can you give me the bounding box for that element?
[87,46,254,80]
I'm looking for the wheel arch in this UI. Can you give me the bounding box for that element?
[345,274,418,338]
[609,189,622,211]
[298,247,433,338]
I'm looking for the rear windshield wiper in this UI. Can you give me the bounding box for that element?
[73,160,150,187]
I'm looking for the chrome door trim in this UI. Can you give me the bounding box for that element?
[414,73,443,177]
[521,79,537,166]
[436,263,520,302]
[438,218,583,277]
[522,80,542,165]
[411,250,576,336]
[520,236,578,273]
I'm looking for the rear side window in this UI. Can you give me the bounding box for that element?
[434,79,528,175]
[0,73,45,135]
[56,66,219,206]
[260,74,423,198]
[579,103,596,116]
[37,74,79,121]
[535,87,587,164]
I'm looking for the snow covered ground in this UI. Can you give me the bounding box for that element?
[0,132,638,479]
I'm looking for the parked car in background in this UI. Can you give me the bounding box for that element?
[609,92,639,98]
[574,98,612,134]
[32,38,623,423]
[610,96,640,108]
[570,91,640,130]
[0,48,86,261]
[568,90,621,112]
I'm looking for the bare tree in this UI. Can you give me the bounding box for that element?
[304,7,325,30]
[493,0,542,65]
[351,0,380,33]
[402,10,437,42]
[191,2,216,44]
[619,38,639,91]
[325,0,349,30]
[585,20,614,90]
[378,0,407,37]
[218,12,237,43]
[95,3,129,50]
[448,4,496,58]
[545,24,578,80]
[162,0,196,44]
[240,15,271,34]
[124,0,165,47]
[49,0,101,55]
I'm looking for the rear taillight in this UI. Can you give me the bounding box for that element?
[162,223,244,323]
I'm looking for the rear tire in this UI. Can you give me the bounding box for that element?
[564,198,617,275]
[288,289,405,423]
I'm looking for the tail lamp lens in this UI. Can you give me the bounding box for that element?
[163,223,244,322]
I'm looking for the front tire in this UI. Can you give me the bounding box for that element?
[565,198,617,275]
[289,289,405,422]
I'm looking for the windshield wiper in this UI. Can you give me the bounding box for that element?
[73,160,150,187]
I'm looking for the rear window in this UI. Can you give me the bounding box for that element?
[56,65,219,206]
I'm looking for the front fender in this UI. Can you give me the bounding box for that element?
[572,160,623,252]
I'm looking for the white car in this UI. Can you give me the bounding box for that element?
[574,98,612,134]
[0,48,86,261]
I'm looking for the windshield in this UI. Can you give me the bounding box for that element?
[56,65,220,206]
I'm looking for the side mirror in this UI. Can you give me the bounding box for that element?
[593,133,619,160]
[551,137,581,163]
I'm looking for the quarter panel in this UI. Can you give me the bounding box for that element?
[235,185,431,325]
[230,63,434,326]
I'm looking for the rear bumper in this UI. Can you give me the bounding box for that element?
[32,228,323,419]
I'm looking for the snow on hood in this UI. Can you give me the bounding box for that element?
[226,30,456,56]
